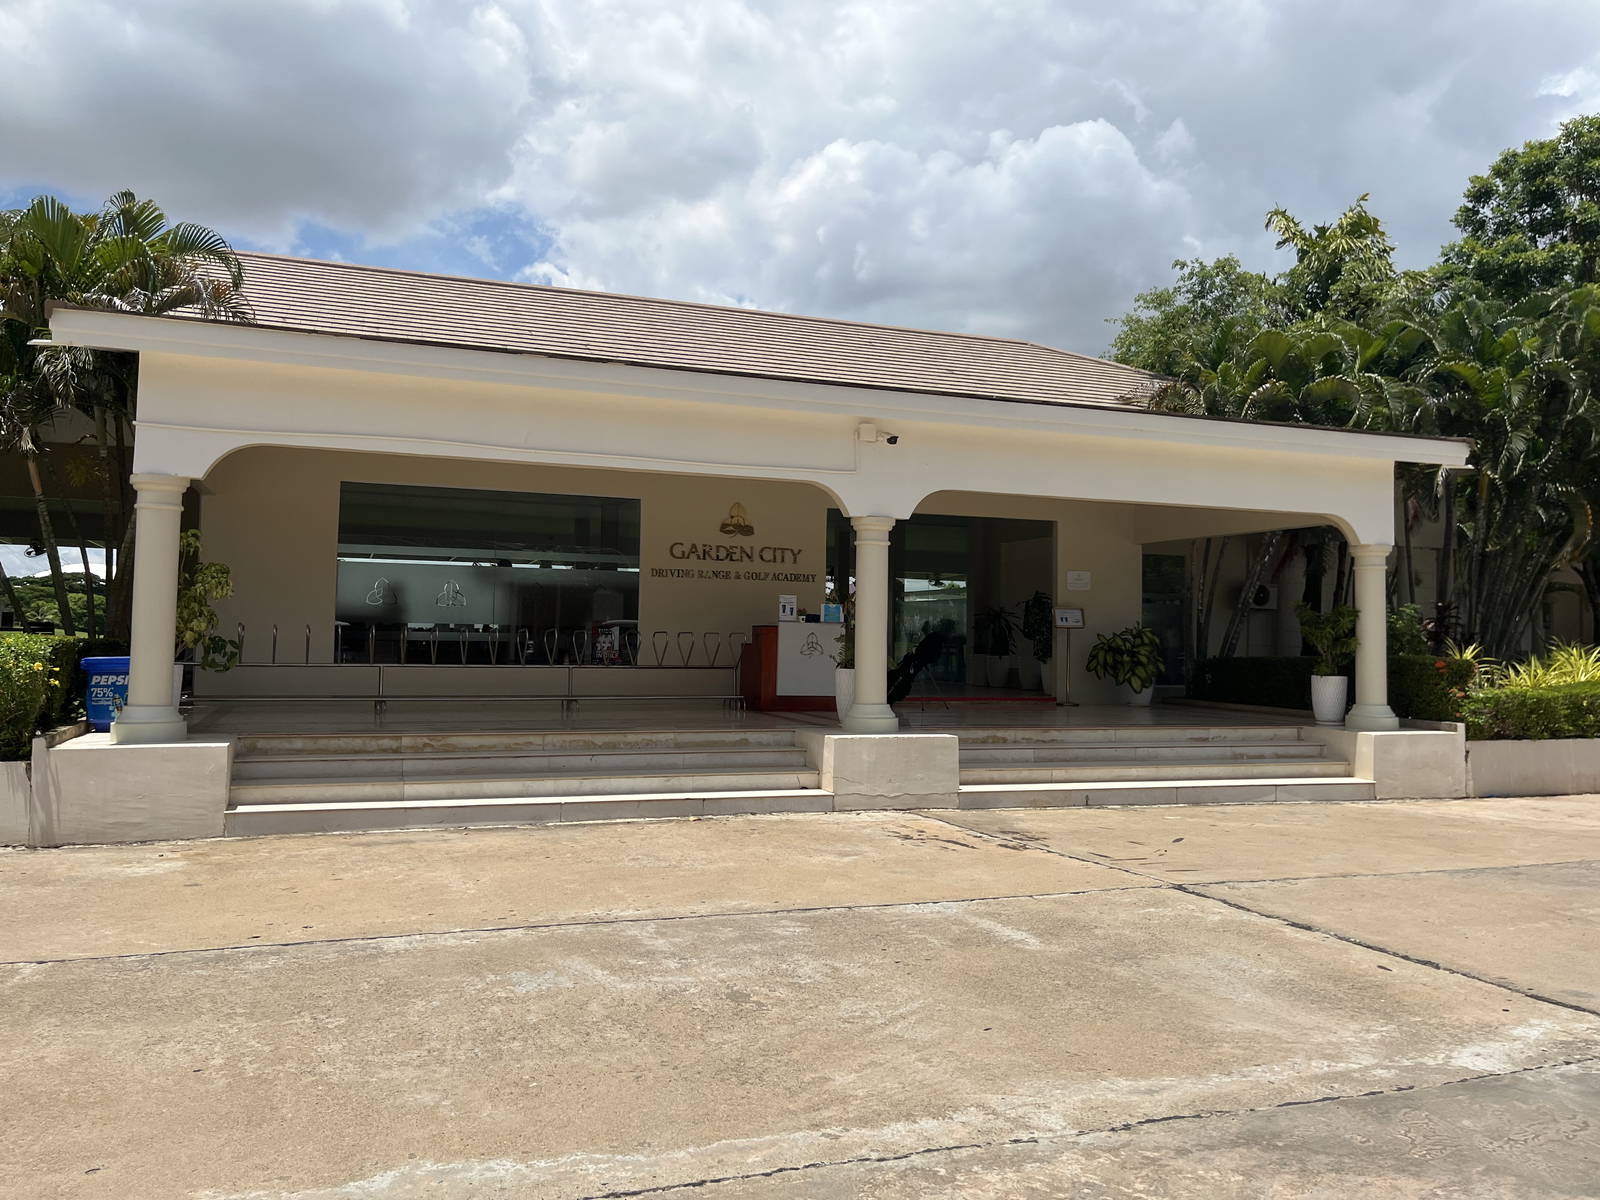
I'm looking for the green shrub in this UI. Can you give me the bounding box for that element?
[0,636,65,760]
[1459,681,1600,741]
[1387,604,1430,656]
[0,634,127,759]
[1388,654,1477,722]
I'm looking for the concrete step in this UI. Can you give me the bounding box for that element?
[230,767,822,807]
[225,788,833,837]
[957,741,1328,766]
[959,759,1352,785]
[232,747,811,781]
[957,776,1377,809]
[233,728,800,758]
[952,725,1310,747]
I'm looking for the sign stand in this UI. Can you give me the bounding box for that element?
[1053,608,1085,707]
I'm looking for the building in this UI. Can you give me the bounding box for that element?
[27,253,1473,843]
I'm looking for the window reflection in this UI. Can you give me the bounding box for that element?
[335,482,640,664]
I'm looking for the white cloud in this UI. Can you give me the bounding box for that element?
[4,0,1600,351]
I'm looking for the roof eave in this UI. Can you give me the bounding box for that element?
[45,306,1474,469]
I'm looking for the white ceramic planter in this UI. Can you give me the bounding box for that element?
[834,667,855,721]
[1311,674,1348,725]
[985,654,1012,688]
[1129,685,1155,706]
[1015,656,1043,692]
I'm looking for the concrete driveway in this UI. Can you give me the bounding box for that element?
[3,797,1599,1198]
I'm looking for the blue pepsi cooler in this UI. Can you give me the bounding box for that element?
[81,656,131,732]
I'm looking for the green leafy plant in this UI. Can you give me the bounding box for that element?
[1085,624,1163,692]
[0,635,62,759]
[1499,643,1600,689]
[1389,654,1477,722]
[1019,591,1054,663]
[973,605,1018,657]
[1460,681,1600,741]
[1387,604,1429,656]
[1297,603,1358,676]
[175,531,240,672]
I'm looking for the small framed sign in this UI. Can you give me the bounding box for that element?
[1065,570,1092,592]
[778,594,799,621]
[1054,607,1085,629]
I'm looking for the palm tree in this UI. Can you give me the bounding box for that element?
[0,191,249,638]
[1399,291,1600,656]
[1150,320,1423,658]
[1265,194,1399,323]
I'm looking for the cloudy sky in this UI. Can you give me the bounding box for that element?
[3,0,1600,355]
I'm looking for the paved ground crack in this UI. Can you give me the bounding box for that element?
[0,883,1155,968]
[1184,883,1600,1019]
[1194,856,1600,887]
[578,1054,1600,1197]
[916,812,1174,884]
[919,812,1600,1020]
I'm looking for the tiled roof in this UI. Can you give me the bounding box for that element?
[188,251,1162,409]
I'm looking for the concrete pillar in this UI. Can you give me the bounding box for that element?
[112,474,190,745]
[1345,542,1399,732]
[844,515,899,733]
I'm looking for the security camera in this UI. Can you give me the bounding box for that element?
[884,434,900,445]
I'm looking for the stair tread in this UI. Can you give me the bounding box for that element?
[958,760,1351,778]
[229,788,829,814]
[960,756,1348,767]
[958,738,1318,748]
[236,746,799,764]
[235,764,814,787]
[960,775,1372,791]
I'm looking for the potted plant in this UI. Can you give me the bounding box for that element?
[831,592,854,720]
[1085,623,1162,704]
[973,605,1018,688]
[1018,590,1053,691]
[175,531,241,701]
[1297,603,1356,724]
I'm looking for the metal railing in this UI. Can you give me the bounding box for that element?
[215,622,750,714]
[237,622,752,670]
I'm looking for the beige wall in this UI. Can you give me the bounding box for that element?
[199,447,829,665]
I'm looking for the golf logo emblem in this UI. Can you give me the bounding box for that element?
[719,502,755,537]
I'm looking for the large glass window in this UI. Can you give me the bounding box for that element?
[335,482,640,664]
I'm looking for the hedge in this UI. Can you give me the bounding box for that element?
[0,633,126,760]
[1192,656,1316,710]
[1459,682,1600,741]
[1191,653,1476,722]
[1388,655,1477,722]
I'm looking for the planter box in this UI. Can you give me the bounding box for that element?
[0,760,29,845]
[1467,737,1600,798]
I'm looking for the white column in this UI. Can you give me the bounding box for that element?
[844,515,899,734]
[112,474,190,744]
[1345,542,1399,732]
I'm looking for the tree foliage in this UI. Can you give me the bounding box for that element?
[1443,114,1600,297]
[0,191,248,641]
[1111,116,1600,659]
